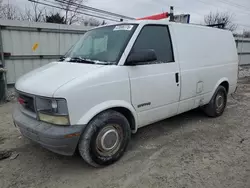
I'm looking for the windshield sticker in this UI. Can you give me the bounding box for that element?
[113,25,134,31]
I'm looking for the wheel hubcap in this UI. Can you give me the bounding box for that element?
[101,129,119,150]
[96,125,122,156]
[215,92,225,112]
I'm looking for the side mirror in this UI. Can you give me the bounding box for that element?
[126,49,157,65]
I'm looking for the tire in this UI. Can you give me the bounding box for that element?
[203,85,227,117]
[78,110,131,167]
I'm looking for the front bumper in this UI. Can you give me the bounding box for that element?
[13,106,85,156]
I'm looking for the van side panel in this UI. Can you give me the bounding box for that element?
[171,24,238,113]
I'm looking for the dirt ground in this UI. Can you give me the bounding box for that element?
[0,67,250,188]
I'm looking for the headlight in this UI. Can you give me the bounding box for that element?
[35,97,70,125]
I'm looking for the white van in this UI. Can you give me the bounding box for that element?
[13,20,238,167]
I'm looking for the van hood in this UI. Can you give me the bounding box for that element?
[15,62,104,97]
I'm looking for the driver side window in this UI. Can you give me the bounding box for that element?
[132,25,174,64]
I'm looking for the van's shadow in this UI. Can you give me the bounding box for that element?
[129,108,206,150]
[16,108,207,170]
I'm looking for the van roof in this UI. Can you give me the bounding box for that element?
[101,19,231,33]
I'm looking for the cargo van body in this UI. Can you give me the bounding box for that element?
[13,20,238,167]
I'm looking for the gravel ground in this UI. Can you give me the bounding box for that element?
[0,67,250,188]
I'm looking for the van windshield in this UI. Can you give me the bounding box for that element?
[63,24,137,65]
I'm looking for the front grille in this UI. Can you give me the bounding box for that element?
[18,93,35,112]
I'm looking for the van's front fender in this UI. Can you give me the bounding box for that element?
[76,100,138,131]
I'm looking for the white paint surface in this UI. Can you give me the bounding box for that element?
[15,20,238,131]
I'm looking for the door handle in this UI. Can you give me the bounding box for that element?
[175,73,179,83]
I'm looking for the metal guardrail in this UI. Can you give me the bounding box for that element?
[5,55,61,60]
[0,25,87,34]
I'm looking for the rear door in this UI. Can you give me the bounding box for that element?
[125,25,180,127]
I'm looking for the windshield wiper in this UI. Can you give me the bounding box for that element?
[68,57,95,64]
[65,57,114,65]
[58,56,66,62]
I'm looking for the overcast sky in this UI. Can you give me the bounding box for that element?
[5,0,250,32]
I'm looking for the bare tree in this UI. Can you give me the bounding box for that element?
[20,0,45,22]
[0,0,4,15]
[55,0,85,25]
[243,31,250,38]
[83,19,89,26]
[101,20,107,25]
[0,0,20,20]
[88,17,100,26]
[204,11,237,32]
[81,17,101,26]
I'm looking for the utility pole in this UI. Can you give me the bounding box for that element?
[222,18,226,29]
[169,6,174,22]
[0,26,7,102]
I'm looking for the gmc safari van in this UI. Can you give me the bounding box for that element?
[13,20,238,167]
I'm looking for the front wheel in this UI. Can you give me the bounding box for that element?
[78,110,131,167]
[203,85,227,117]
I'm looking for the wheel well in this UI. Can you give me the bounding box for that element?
[111,107,136,132]
[220,81,229,93]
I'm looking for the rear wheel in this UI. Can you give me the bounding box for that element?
[78,110,131,167]
[203,86,227,117]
